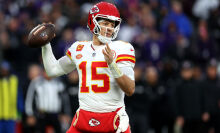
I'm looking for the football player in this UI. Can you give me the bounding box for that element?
[41,2,135,133]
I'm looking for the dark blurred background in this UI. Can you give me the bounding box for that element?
[0,0,220,133]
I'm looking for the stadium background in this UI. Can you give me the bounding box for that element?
[0,0,220,133]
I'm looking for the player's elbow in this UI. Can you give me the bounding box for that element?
[45,70,56,78]
[126,84,135,96]
[45,68,60,78]
[126,87,135,96]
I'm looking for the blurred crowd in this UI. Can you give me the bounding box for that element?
[0,0,220,133]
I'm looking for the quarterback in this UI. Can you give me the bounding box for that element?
[41,2,135,133]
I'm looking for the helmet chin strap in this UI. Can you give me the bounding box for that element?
[98,35,112,44]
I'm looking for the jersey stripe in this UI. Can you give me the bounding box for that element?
[116,56,135,61]
[117,54,135,58]
[116,59,135,63]
[116,54,135,64]
[66,50,72,60]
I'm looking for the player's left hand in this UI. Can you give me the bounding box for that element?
[102,43,113,65]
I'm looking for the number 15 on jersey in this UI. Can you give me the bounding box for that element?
[79,61,110,93]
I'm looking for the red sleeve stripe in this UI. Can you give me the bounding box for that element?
[66,50,72,60]
[116,59,136,63]
[116,54,135,63]
[116,56,135,61]
[117,54,135,58]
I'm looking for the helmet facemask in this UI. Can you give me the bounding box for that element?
[93,15,121,44]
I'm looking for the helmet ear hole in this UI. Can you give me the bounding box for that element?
[89,18,92,25]
[94,25,100,34]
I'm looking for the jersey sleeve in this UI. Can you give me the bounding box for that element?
[115,41,136,68]
[66,41,78,61]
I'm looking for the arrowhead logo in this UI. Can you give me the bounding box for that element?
[89,118,100,127]
[90,5,99,14]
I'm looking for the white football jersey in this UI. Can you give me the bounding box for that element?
[66,40,135,112]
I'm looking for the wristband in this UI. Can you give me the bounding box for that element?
[108,62,123,78]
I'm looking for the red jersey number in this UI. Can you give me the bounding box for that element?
[79,61,110,93]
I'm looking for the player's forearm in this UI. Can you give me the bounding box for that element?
[108,62,135,96]
[115,75,135,96]
[42,43,66,77]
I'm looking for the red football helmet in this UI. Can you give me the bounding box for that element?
[87,2,121,43]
